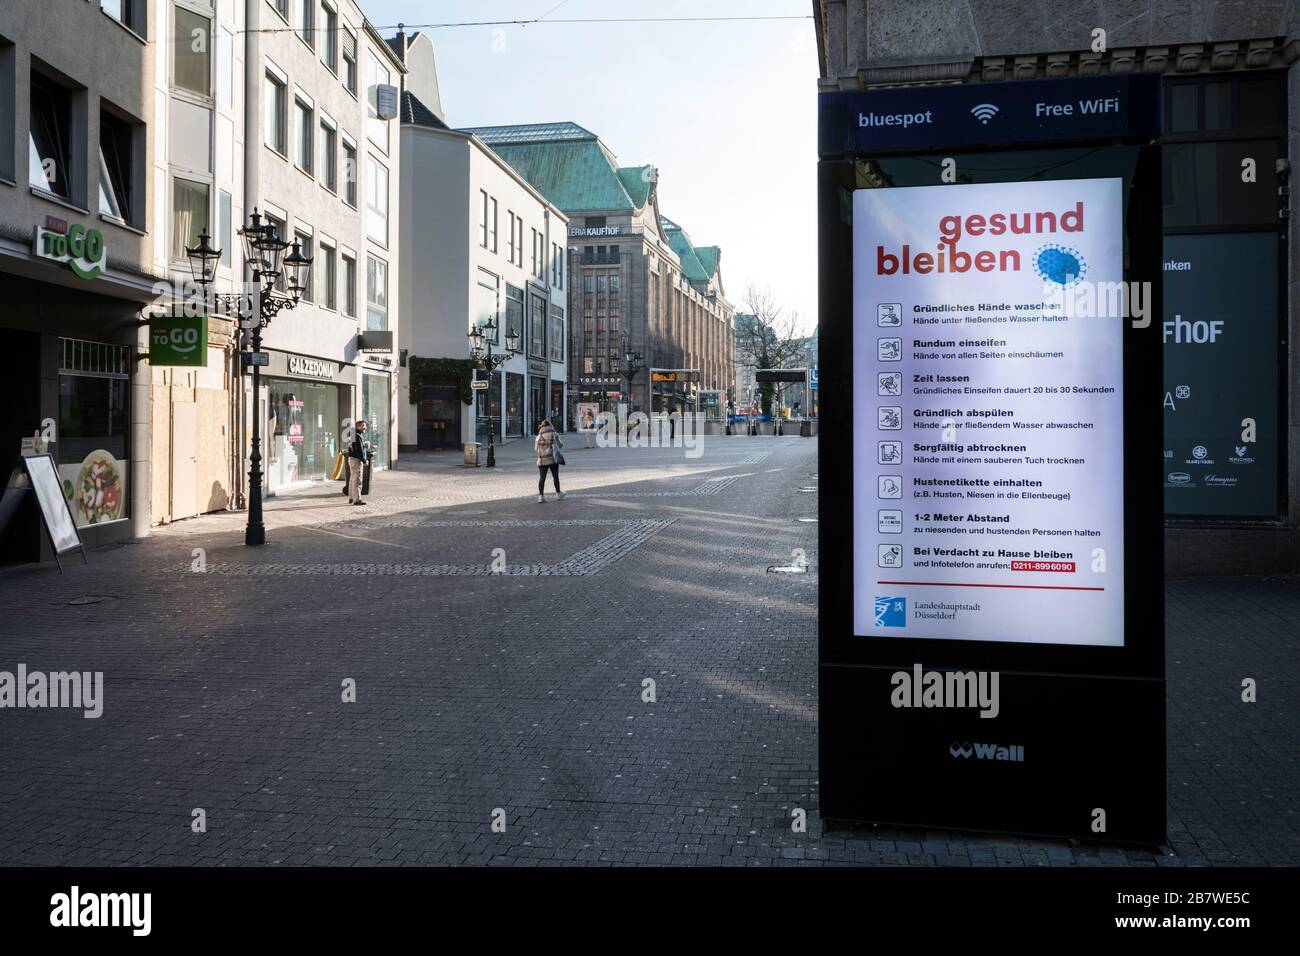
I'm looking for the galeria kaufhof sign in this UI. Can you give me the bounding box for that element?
[817,73,1166,846]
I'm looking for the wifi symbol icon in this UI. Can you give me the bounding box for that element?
[970,103,1000,125]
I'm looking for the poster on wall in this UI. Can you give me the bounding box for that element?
[56,450,127,529]
[852,178,1126,646]
[1162,233,1278,517]
[576,403,600,432]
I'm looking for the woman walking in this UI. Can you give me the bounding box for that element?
[535,419,565,502]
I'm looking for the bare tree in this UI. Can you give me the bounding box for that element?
[736,283,810,417]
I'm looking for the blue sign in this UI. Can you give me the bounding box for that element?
[809,368,819,390]
[819,74,1161,157]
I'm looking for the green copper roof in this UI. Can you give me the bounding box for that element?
[662,217,718,283]
[461,123,650,214]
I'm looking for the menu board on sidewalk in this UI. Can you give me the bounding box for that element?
[852,178,1126,646]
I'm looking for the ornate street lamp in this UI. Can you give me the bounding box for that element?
[187,208,312,546]
[468,316,518,468]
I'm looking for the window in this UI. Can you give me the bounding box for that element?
[0,39,12,183]
[366,255,387,330]
[476,270,499,341]
[479,190,489,248]
[319,118,336,191]
[98,110,133,222]
[551,242,563,287]
[506,211,516,265]
[490,198,498,253]
[319,241,336,309]
[271,0,288,18]
[294,230,313,301]
[366,155,388,245]
[263,213,286,290]
[342,27,358,95]
[294,94,313,173]
[216,28,234,109]
[29,71,73,198]
[171,177,208,262]
[342,137,357,205]
[531,229,540,277]
[101,1,143,34]
[174,6,211,97]
[529,294,546,357]
[514,215,524,265]
[264,69,287,154]
[366,52,390,152]
[321,3,338,73]
[549,306,564,363]
[298,0,314,48]
[342,252,357,316]
[218,189,231,267]
[505,284,523,348]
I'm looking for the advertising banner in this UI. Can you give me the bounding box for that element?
[1162,233,1279,517]
[852,178,1126,646]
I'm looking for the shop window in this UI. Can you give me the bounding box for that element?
[1162,139,1281,228]
[57,339,131,528]
[29,70,75,199]
[171,177,209,262]
[173,5,211,98]
[366,255,387,330]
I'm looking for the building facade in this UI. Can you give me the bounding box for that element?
[0,0,157,561]
[813,0,1298,574]
[460,123,735,424]
[395,92,568,449]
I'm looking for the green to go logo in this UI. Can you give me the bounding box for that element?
[34,223,107,280]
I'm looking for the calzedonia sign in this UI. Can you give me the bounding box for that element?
[34,220,107,280]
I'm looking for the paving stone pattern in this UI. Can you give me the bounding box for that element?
[0,437,1295,867]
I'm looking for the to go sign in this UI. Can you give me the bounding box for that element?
[149,315,209,367]
[34,223,107,280]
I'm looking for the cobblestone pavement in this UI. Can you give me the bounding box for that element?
[0,435,1296,866]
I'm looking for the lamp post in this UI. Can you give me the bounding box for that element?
[469,316,519,468]
[618,333,644,411]
[187,208,312,546]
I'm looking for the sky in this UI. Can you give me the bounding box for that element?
[360,0,819,331]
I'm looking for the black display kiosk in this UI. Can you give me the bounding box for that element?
[817,74,1166,844]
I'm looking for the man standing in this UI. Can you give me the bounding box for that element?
[348,419,370,505]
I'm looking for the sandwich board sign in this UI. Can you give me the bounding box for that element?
[21,455,86,571]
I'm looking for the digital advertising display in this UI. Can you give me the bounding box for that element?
[1162,232,1280,517]
[852,178,1126,646]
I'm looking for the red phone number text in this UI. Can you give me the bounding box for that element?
[1010,560,1076,573]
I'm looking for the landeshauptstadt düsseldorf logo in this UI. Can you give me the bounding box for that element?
[950,741,1025,762]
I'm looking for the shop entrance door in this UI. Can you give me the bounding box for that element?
[171,401,198,519]
[418,384,460,449]
[529,376,546,431]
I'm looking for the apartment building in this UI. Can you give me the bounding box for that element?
[462,122,734,422]
[149,0,404,519]
[0,0,157,561]
[395,85,568,449]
